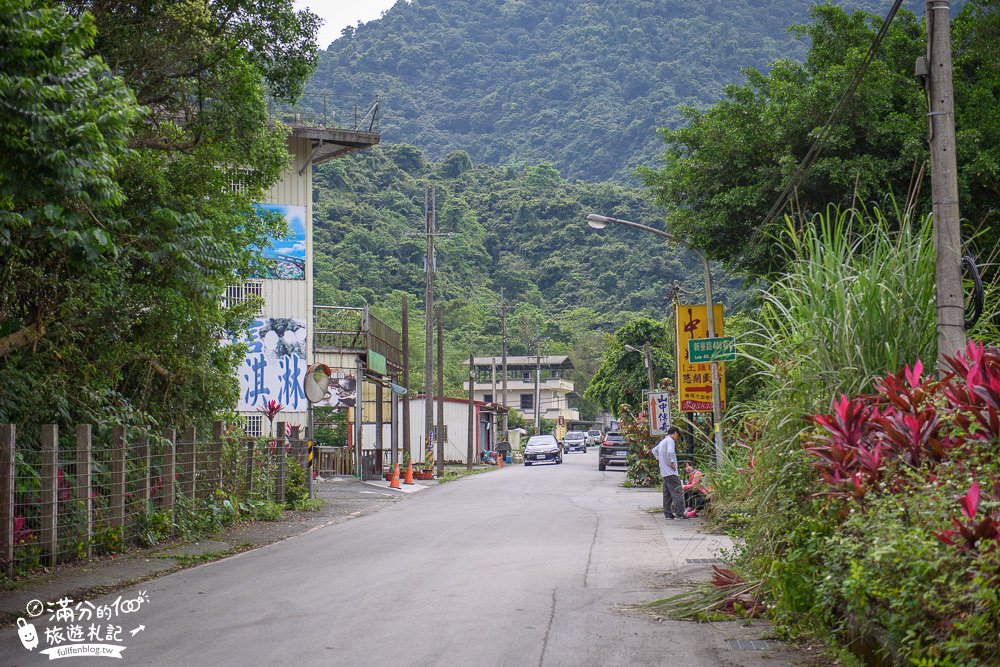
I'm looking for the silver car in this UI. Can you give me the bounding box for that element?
[585,429,602,446]
[563,431,587,453]
[523,435,562,465]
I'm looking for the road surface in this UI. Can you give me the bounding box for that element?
[2,450,800,666]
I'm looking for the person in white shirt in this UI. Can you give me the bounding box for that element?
[651,426,686,520]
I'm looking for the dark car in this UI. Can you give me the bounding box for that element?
[598,431,628,471]
[523,435,562,465]
[563,430,587,453]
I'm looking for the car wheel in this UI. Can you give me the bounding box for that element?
[599,461,606,471]
[557,457,562,464]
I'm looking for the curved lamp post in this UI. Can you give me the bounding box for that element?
[585,214,725,466]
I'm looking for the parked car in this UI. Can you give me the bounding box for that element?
[523,434,562,465]
[585,429,603,446]
[598,431,628,471]
[563,431,587,453]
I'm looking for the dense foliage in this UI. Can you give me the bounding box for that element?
[313,146,742,411]
[305,0,916,182]
[0,0,319,433]
[641,2,999,274]
[707,207,1000,664]
[584,318,674,416]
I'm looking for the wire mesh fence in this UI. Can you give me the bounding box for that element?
[1,422,307,581]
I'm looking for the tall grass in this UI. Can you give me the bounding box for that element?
[729,206,939,620]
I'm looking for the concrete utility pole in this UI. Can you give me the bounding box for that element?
[534,337,542,435]
[423,187,435,467]
[643,342,655,393]
[436,305,445,477]
[925,0,966,367]
[467,354,475,471]
[498,287,512,440]
[402,294,410,465]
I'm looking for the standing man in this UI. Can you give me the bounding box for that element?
[652,426,685,520]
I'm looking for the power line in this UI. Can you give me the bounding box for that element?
[740,0,907,265]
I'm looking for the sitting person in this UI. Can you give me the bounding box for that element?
[683,462,708,516]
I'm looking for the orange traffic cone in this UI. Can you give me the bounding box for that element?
[403,462,414,485]
[389,463,401,489]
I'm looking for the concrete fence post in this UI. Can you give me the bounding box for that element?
[40,424,58,566]
[212,421,225,491]
[1,424,15,577]
[110,425,126,529]
[180,426,196,499]
[245,440,255,496]
[162,428,176,518]
[75,425,92,558]
[135,430,150,506]
[275,421,286,505]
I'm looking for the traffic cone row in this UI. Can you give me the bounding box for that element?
[403,462,414,485]
[389,463,401,489]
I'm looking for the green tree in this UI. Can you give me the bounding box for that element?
[585,318,674,416]
[641,2,999,275]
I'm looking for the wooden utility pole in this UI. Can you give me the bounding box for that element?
[402,294,410,465]
[436,305,445,477]
[423,187,435,467]
[467,353,475,471]
[925,0,966,367]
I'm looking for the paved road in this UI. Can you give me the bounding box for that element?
[2,450,800,666]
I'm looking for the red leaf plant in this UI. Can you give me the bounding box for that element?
[256,399,284,423]
[934,478,1000,552]
[942,341,1000,442]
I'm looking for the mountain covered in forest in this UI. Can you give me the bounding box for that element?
[305,0,921,181]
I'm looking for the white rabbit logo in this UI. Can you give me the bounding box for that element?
[17,617,39,650]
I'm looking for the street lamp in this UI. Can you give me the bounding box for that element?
[586,214,725,467]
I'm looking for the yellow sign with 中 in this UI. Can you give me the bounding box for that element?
[675,303,726,413]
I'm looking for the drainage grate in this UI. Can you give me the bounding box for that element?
[727,640,784,651]
[685,558,723,564]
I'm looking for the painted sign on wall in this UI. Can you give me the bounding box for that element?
[674,303,727,412]
[239,317,308,411]
[312,371,358,409]
[251,203,306,280]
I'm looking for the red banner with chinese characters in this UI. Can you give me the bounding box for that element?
[675,303,726,412]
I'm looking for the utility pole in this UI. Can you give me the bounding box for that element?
[498,287,512,440]
[467,354,475,471]
[423,187,435,469]
[436,305,445,478]
[534,336,542,435]
[402,294,410,466]
[642,342,655,394]
[925,0,966,367]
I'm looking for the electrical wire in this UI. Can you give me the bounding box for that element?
[736,0,908,266]
[963,255,985,329]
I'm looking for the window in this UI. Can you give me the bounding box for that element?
[244,414,263,438]
[483,394,493,404]
[522,371,531,382]
[520,394,534,411]
[223,282,263,312]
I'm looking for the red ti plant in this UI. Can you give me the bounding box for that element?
[805,395,886,504]
[872,360,951,466]
[256,399,284,437]
[935,478,1000,552]
[942,341,1000,442]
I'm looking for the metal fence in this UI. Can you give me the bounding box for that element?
[0,421,304,580]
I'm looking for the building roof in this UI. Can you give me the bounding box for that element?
[290,125,380,167]
[467,355,573,370]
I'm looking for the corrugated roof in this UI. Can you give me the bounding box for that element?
[467,355,573,370]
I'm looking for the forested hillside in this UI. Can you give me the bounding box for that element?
[311,146,743,407]
[307,0,920,181]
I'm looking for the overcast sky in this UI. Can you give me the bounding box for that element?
[294,0,399,49]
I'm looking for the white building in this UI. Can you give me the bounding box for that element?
[464,356,580,424]
[232,123,380,437]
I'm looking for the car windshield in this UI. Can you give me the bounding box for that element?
[565,431,584,438]
[588,430,601,436]
[526,436,556,447]
[605,434,623,442]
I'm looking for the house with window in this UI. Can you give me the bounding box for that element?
[231,120,380,437]
[464,356,579,425]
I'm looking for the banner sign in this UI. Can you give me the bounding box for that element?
[239,317,308,411]
[647,391,672,435]
[675,303,726,412]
